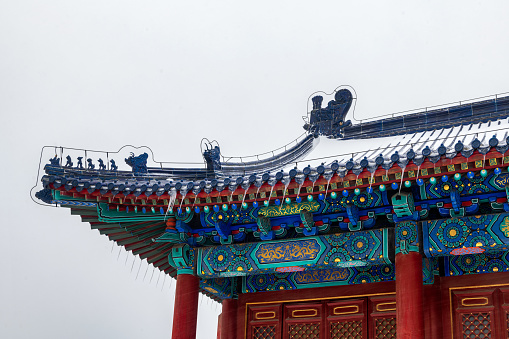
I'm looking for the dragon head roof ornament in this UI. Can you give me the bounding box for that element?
[304,88,353,138]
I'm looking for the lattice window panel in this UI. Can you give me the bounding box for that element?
[375,317,396,339]
[288,323,320,339]
[253,325,276,339]
[330,320,362,339]
[461,313,491,338]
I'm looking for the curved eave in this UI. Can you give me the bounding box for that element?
[65,206,221,302]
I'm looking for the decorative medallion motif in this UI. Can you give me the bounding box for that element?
[346,235,370,257]
[395,221,419,254]
[227,256,252,273]
[437,218,469,248]
[324,248,352,264]
[209,248,230,271]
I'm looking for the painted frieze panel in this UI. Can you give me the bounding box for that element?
[444,250,509,276]
[197,229,391,278]
[423,213,509,258]
[242,257,437,293]
[242,264,395,292]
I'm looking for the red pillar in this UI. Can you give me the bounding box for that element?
[217,314,221,339]
[172,272,199,339]
[396,251,425,339]
[220,299,237,339]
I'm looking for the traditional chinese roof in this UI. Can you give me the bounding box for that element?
[33,89,509,301]
[39,107,509,202]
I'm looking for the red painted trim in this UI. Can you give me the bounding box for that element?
[52,149,509,208]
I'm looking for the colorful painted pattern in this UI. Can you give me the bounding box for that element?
[199,191,385,229]
[422,258,439,285]
[422,172,505,199]
[150,172,508,246]
[275,266,305,273]
[197,229,391,278]
[255,239,321,264]
[444,250,509,276]
[395,221,419,254]
[168,244,195,272]
[243,257,439,293]
[260,201,321,217]
[242,264,395,292]
[423,213,509,257]
[200,277,236,299]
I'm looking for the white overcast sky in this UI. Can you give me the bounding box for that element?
[2,1,509,338]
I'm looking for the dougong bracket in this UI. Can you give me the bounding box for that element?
[168,244,195,275]
[257,215,274,240]
[300,209,317,236]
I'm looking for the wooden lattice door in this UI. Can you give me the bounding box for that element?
[247,295,397,339]
[248,304,282,339]
[368,297,397,339]
[451,286,509,338]
[284,303,322,339]
[326,299,367,339]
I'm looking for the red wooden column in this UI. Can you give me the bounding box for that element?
[395,221,424,339]
[172,272,200,339]
[220,299,237,339]
[216,314,221,339]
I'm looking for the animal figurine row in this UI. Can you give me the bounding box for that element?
[49,155,118,171]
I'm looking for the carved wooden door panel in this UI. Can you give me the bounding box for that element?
[368,296,397,339]
[247,295,397,339]
[283,303,323,339]
[451,288,500,338]
[326,299,367,339]
[248,304,282,339]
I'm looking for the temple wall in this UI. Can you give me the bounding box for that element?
[236,272,509,339]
